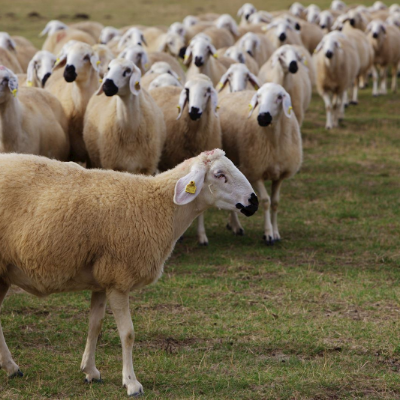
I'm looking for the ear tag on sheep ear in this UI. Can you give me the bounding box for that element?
[12,89,17,97]
[216,105,220,111]
[288,106,293,115]
[55,57,60,65]
[213,53,218,59]
[185,180,197,194]
[249,104,253,110]
[177,105,181,112]
[144,63,149,69]
[303,57,308,66]
[99,78,103,83]
[184,55,188,61]
[27,80,33,87]
[217,82,223,90]
[135,81,140,91]
[96,60,101,66]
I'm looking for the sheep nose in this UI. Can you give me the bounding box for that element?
[194,56,204,67]
[279,32,287,42]
[289,61,298,73]
[350,18,355,26]
[178,46,187,59]
[236,193,259,217]
[257,112,272,127]
[189,106,202,121]
[102,79,119,97]
[246,50,253,57]
[41,72,51,87]
[320,24,326,29]
[373,32,378,39]
[245,13,250,20]
[295,22,301,30]
[325,50,333,59]
[64,64,77,83]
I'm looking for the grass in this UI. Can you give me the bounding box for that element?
[1,0,400,398]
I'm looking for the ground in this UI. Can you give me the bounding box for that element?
[1,1,400,399]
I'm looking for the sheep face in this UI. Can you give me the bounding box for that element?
[314,32,343,60]
[218,63,259,93]
[215,14,239,36]
[238,33,260,58]
[39,20,68,37]
[271,45,302,74]
[0,66,18,104]
[0,33,16,52]
[248,11,273,25]
[177,76,217,121]
[306,5,321,24]
[27,51,57,87]
[97,58,142,97]
[183,15,199,28]
[174,149,258,217]
[144,62,180,80]
[99,27,121,45]
[319,11,333,31]
[290,3,306,18]
[224,47,246,64]
[248,83,293,127]
[265,20,294,43]
[118,28,146,51]
[237,3,257,22]
[119,45,149,73]
[367,20,387,43]
[331,0,346,12]
[159,32,186,57]
[169,22,187,38]
[93,45,115,79]
[148,73,181,90]
[184,38,216,67]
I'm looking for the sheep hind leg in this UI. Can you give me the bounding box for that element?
[255,180,274,246]
[372,66,379,96]
[80,291,106,383]
[226,212,244,236]
[391,65,398,93]
[351,77,359,105]
[322,93,333,130]
[271,180,283,242]
[331,94,339,127]
[197,213,208,246]
[107,290,143,397]
[0,280,22,378]
[379,66,387,95]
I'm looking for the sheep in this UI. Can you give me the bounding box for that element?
[117,28,147,51]
[141,61,182,89]
[184,37,227,85]
[83,59,165,174]
[332,10,369,31]
[264,18,303,50]
[237,32,275,67]
[248,11,273,25]
[319,10,335,32]
[331,0,347,12]
[143,28,186,57]
[223,46,259,74]
[148,73,182,90]
[99,26,121,44]
[258,45,311,126]
[238,3,257,26]
[217,63,260,95]
[42,28,96,54]
[214,14,240,39]
[46,42,100,162]
[0,47,23,73]
[69,21,104,42]
[0,66,69,160]
[39,20,68,37]
[313,31,360,129]
[290,2,306,19]
[150,75,222,245]
[0,149,257,397]
[218,83,302,244]
[305,4,321,24]
[297,19,325,53]
[366,20,400,95]
[92,44,115,78]
[23,50,57,87]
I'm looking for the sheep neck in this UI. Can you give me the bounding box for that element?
[71,69,99,109]
[0,96,25,152]
[115,92,141,134]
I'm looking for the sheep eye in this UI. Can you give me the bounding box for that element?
[83,55,90,61]
[123,69,131,77]
[107,67,110,71]
[169,41,173,45]
[277,95,283,100]
[215,172,227,182]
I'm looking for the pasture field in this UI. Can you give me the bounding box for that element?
[1,0,400,399]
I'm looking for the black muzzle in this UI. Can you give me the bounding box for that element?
[194,56,204,67]
[350,18,355,26]
[236,193,258,217]
[279,32,287,42]
[295,22,301,31]
[64,64,77,82]
[325,50,333,59]
[41,72,51,87]
[179,46,187,59]
[373,32,378,39]
[103,79,119,96]
[289,61,298,73]
[257,112,273,127]
[189,107,202,121]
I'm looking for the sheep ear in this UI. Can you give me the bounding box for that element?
[366,22,372,32]
[282,93,293,118]
[53,53,67,71]
[229,21,239,36]
[238,53,245,63]
[39,24,50,37]
[26,58,36,86]
[237,5,245,17]
[248,92,258,118]
[314,40,323,53]
[208,44,217,57]
[90,54,100,72]
[141,34,148,46]
[174,168,206,205]
[8,70,18,96]
[168,69,180,80]
[129,69,142,96]
[7,38,16,51]
[176,88,188,119]
[183,46,192,65]
[95,80,104,95]
[248,72,260,90]
[210,87,218,115]
[381,24,386,34]
[217,70,230,92]
[118,49,127,59]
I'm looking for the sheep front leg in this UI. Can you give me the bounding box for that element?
[372,66,379,96]
[255,180,274,245]
[379,66,387,95]
[197,213,208,246]
[391,65,398,93]
[80,291,106,383]
[271,180,283,241]
[226,211,244,236]
[0,280,22,378]
[322,93,333,129]
[351,78,359,105]
[107,290,143,397]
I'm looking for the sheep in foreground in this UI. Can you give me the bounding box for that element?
[0,66,69,160]
[218,83,302,244]
[217,63,260,95]
[366,20,400,95]
[184,37,227,85]
[0,149,258,397]
[258,45,311,126]
[46,42,100,162]
[83,59,165,174]
[150,75,222,245]
[313,32,359,129]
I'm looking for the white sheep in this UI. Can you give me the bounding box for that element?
[83,59,165,174]
[319,10,335,32]
[258,45,311,126]
[237,32,275,67]
[223,45,259,74]
[92,44,115,79]
[39,20,68,37]
[305,4,321,24]
[23,50,57,87]
[0,66,69,160]
[214,14,240,38]
[331,0,347,12]
[218,83,302,244]
[0,149,257,397]
[237,3,257,26]
[46,42,100,162]
[143,28,186,57]
[290,2,306,19]
[117,28,147,50]
[248,11,273,25]
[148,73,182,90]
[217,63,260,95]
[141,61,181,89]
[99,26,121,44]
[150,75,222,245]
[264,18,303,49]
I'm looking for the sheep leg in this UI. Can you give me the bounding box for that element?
[107,290,143,397]
[351,78,359,105]
[197,213,208,246]
[331,94,339,127]
[337,93,345,123]
[80,291,106,383]
[226,212,244,236]
[271,180,283,241]
[379,66,387,95]
[255,180,274,245]
[372,66,379,96]
[391,65,398,93]
[322,93,333,130]
[0,280,22,378]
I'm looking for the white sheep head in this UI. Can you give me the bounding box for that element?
[99,26,121,44]
[118,28,147,50]
[366,20,387,45]
[27,50,57,88]
[238,32,260,58]
[169,22,187,38]
[183,15,200,28]
[224,46,246,64]
[92,44,115,78]
[215,14,239,36]
[217,63,259,93]
[264,19,295,43]
[177,75,218,120]
[237,3,257,23]
[331,0,346,12]
[184,37,217,67]
[119,44,149,73]
[0,65,19,103]
[290,2,306,18]
[158,32,186,57]
[39,20,68,37]
[0,32,16,52]
[148,73,182,90]
[248,83,293,126]
[144,61,180,80]
[305,4,321,24]
[248,11,273,25]
[314,31,345,60]
[271,45,305,74]
[319,11,334,31]
[96,58,142,97]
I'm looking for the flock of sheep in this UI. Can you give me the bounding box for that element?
[0,0,399,397]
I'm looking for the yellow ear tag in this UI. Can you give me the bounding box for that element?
[254,84,259,90]
[99,78,103,83]
[213,53,218,59]
[216,105,220,110]
[217,82,223,90]
[303,58,308,66]
[27,80,33,87]
[135,81,141,91]
[184,55,188,61]
[12,89,17,97]
[55,57,60,66]
[249,104,253,110]
[185,180,196,194]
[96,60,101,66]
[288,106,293,115]
[144,63,149,69]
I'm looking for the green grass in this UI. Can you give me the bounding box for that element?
[1,1,400,399]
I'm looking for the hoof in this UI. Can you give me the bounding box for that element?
[9,369,23,379]
[226,223,232,231]
[85,377,103,384]
[350,101,358,105]
[178,236,184,242]
[198,241,208,246]
[263,235,274,246]
[235,228,244,236]
[344,103,349,108]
